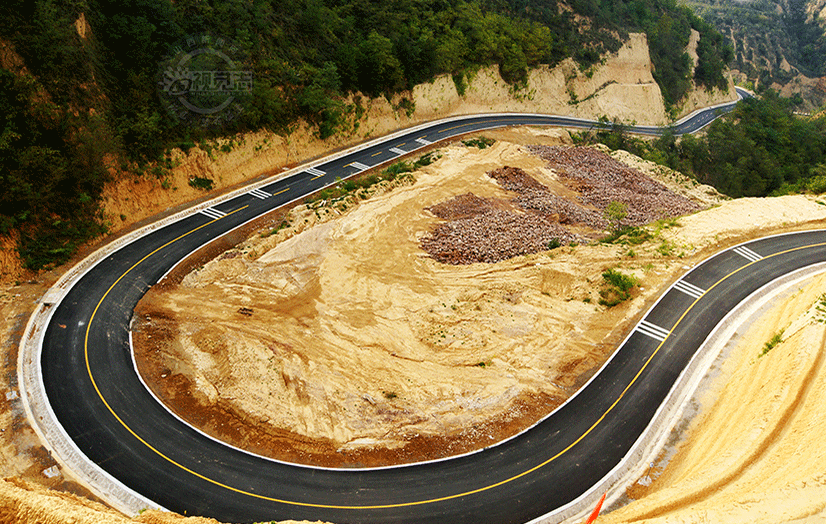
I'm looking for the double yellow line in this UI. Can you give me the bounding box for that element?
[81,216,826,509]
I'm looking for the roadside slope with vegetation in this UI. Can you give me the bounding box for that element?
[0,0,733,273]
[684,0,826,108]
[583,91,826,197]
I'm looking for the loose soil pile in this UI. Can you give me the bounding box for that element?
[132,131,715,469]
[528,146,701,226]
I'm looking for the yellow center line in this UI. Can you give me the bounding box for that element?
[272,187,290,195]
[83,230,826,509]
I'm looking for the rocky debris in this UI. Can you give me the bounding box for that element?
[488,166,607,228]
[486,166,548,193]
[427,192,497,220]
[421,208,579,265]
[527,145,700,226]
[421,148,702,265]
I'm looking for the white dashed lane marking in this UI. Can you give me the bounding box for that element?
[248,188,271,200]
[673,280,705,300]
[733,246,763,263]
[349,161,370,171]
[200,208,226,220]
[636,320,670,342]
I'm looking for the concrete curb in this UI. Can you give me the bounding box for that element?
[536,262,826,524]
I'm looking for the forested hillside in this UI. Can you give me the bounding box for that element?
[684,0,826,105]
[0,0,731,270]
[589,92,826,197]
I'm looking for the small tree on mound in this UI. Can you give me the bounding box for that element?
[604,201,628,233]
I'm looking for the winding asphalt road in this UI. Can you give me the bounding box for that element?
[35,89,811,524]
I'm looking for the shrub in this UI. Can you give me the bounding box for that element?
[462,137,495,149]
[188,176,214,190]
[599,268,638,307]
[759,330,784,357]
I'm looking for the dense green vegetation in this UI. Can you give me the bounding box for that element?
[684,0,826,93]
[0,0,732,269]
[599,267,639,306]
[587,92,826,198]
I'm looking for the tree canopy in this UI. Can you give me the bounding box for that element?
[0,0,733,269]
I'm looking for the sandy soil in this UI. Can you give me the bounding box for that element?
[600,271,826,524]
[131,126,736,469]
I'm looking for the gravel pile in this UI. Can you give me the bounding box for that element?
[421,148,702,265]
[527,146,700,226]
[427,193,497,220]
[421,208,579,265]
[488,166,606,228]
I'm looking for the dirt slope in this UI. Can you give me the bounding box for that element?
[600,272,826,524]
[130,127,817,474]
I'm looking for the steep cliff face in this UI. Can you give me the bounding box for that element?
[413,33,672,125]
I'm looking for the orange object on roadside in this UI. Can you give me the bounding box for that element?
[584,492,607,524]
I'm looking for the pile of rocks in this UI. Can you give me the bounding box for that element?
[427,193,497,220]
[527,146,700,226]
[488,166,606,228]
[421,207,579,265]
[421,148,702,265]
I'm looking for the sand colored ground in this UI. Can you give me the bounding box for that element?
[599,271,826,524]
[135,129,642,466]
[0,477,322,524]
[5,128,826,520]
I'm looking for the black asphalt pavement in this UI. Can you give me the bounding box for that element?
[41,96,818,524]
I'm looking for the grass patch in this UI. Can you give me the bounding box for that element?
[462,136,495,149]
[759,329,785,358]
[188,176,214,191]
[599,268,638,307]
[603,226,654,245]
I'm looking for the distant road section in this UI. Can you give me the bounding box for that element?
[26,89,784,524]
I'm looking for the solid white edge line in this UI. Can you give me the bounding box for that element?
[18,284,167,516]
[16,98,765,514]
[532,261,826,524]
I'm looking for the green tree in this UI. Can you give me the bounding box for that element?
[604,201,628,233]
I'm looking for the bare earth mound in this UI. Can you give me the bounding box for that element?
[132,129,717,468]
